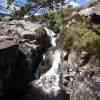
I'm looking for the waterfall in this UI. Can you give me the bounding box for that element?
[30,24,68,98]
[44,27,57,47]
[33,49,63,96]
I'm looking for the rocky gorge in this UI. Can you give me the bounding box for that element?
[0,17,100,100]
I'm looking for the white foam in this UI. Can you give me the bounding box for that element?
[44,27,57,47]
[34,49,63,96]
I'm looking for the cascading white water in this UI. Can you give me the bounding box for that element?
[44,27,57,47]
[33,49,63,96]
[31,27,66,97]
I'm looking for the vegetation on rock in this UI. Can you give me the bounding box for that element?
[63,12,100,60]
[47,10,64,33]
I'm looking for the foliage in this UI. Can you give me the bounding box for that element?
[47,10,64,33]
[7,0,14,8]
[63,15,100,59]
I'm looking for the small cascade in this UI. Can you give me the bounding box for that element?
[44,27,57,47]
[33,49,63,96]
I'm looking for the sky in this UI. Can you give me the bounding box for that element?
[14,0,29,7]
[0,0,7,7]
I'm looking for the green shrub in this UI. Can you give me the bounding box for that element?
[63,15,100,59]
[47,10,64,33]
